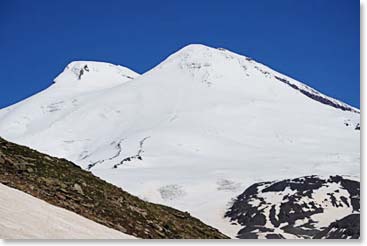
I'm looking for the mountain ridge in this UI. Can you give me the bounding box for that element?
[0,43,360,238]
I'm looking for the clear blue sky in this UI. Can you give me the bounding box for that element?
[0,0,359,108]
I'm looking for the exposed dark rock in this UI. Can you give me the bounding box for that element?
[313,214,360,239]
[113,137,150,169]
[88,139,124,170]
[77,65,90,80]
[225,175,360,239]
[266,234,285,239]
[78,69,84,80]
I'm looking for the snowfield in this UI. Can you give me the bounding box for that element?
[0,44,360,238]
[0,184,135,239]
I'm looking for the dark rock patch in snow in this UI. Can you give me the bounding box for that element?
[77,65,90,80]
[225,175,360,239]
[313,214,360,239]
[88,139,124,170]
[113,137,150,169]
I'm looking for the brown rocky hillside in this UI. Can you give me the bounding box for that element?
[0,137,228,239]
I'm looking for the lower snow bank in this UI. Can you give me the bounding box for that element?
[0,184,135,239]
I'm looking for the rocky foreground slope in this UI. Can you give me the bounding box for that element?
[0,137,228,239]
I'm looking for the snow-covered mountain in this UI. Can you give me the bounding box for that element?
[0,44,360,238]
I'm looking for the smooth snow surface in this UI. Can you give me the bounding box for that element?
[0,184,135,239]
[0,44,360,237]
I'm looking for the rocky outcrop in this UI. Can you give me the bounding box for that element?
[0,137,228,239]
[313,214,360,239]
[225,175,360,239]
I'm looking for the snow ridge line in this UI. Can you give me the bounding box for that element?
[273,76,358,113]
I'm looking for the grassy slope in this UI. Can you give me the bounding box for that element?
[0,137,228,239]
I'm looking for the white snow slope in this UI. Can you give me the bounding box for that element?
[0,183,135,239]
[0,44,360,237]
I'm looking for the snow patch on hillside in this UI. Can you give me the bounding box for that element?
[0,184,135,239]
